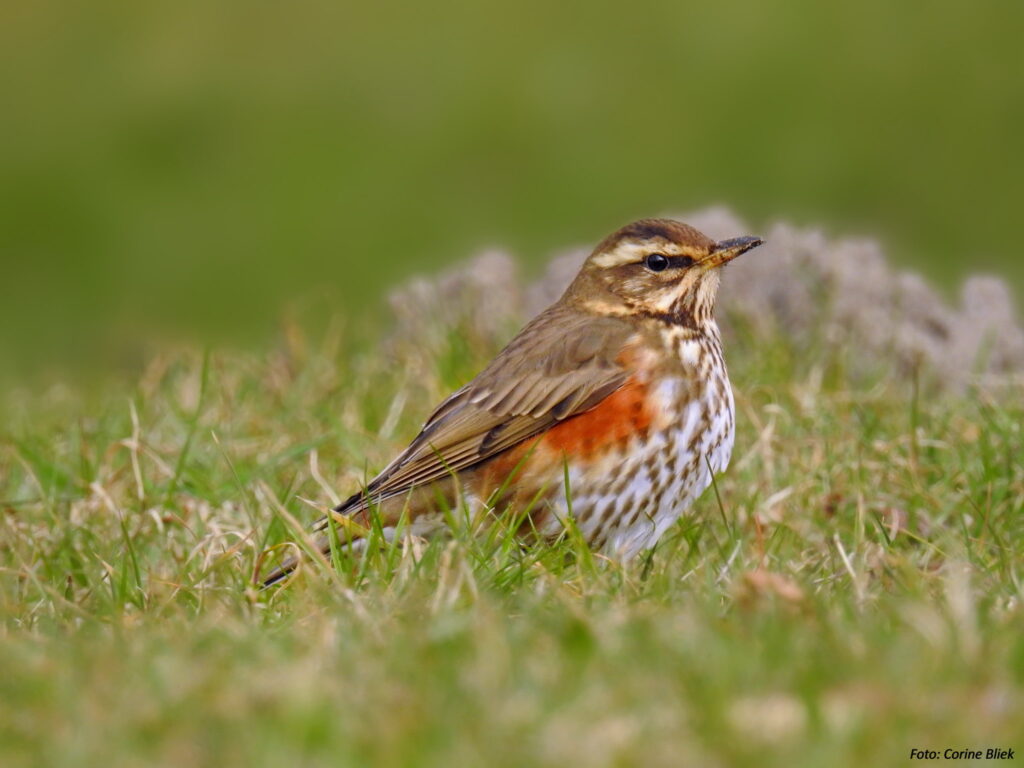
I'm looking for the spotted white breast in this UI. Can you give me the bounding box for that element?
[538,326,736,558]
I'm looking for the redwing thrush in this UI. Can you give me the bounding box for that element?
[262,219,762,586]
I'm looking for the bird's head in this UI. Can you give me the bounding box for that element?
[566,218,763,328]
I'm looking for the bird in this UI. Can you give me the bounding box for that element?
[261,219,762,586]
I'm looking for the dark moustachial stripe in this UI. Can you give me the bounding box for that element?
[635,309,700,330]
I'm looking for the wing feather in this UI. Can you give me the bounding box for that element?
[312,305,637,531]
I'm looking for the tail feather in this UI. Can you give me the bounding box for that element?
[259,559,296,588]
[258,533,331,588]
[259,502,377,588]
[259,487,453,588]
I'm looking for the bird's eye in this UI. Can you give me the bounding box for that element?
[645,254,670,272]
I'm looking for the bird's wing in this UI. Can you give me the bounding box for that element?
[314,305,637,530]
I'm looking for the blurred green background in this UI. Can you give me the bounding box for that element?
[2,0,1022,379]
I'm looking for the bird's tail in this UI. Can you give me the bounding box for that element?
[258,506,372,588]
[258,484,463,588]
[259,547,315,588]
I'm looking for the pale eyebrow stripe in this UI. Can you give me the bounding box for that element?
[592,241,677,268]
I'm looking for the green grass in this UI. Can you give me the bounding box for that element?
[1,312,1022,767]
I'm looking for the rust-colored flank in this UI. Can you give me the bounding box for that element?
[541,377,652,458]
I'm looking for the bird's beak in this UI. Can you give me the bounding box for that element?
[705,236,764,268]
